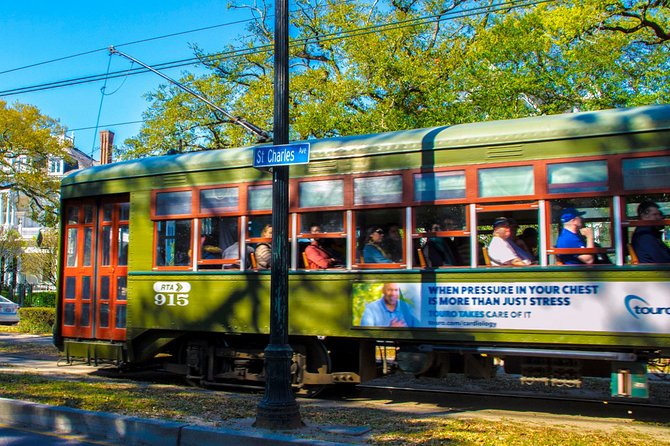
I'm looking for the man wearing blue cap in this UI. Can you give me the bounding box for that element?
[555,207,594,265]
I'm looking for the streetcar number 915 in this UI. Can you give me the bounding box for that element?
[154,293,189,306]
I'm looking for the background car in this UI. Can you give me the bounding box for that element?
[0,296,20,325]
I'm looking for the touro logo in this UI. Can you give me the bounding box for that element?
[625,294,670,319]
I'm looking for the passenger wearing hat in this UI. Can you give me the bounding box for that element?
[487,217,532,266]
[555,207,594,265]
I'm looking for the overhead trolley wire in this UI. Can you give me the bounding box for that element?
[0,0,361,76]
[0,0,553,97]
[0,17,259,76]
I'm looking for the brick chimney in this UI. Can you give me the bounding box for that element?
[99,130,115,165]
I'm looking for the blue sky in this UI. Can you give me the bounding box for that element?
[1,1,253,161]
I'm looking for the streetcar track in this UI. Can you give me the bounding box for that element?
[356,383,670,410]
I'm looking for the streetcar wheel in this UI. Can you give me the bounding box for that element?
[292,338,331,397]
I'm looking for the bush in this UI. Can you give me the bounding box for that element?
[23,291,56,308]
[17,307,55,334]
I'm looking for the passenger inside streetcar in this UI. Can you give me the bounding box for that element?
[487,217,533,266]
[362,226,392,263]
[555,207,595,265]
[632,200,670,263]
[421,223,459,267]
[304,225,343,269]
[382,224,404,262]
[254,224,273,269]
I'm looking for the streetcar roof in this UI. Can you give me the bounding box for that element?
[62,104,670,186]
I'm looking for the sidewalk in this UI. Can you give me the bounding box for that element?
[0,397,366,446]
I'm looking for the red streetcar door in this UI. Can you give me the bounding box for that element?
[95,200,129,341]
[61,197,129,341]
[61,201,96,338]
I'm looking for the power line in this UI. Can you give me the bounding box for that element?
[0,0,362,76]
[68,120,145,132]
[0,17,259,76]
[0,0,551,97]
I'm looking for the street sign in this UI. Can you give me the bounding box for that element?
[253,143,310,168]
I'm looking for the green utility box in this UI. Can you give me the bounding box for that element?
[611,361,648,398]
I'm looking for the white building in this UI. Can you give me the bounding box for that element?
[0,132,105,291]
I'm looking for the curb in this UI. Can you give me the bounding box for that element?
[0,398,356,445]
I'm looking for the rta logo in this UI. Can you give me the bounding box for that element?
[625,295,670,319]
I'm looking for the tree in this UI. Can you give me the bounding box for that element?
[0,227,23,293]
[21,229,59,289]
[0,100,69,227]
[121,0,670,158]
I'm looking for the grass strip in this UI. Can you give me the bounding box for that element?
[0,372,666,445]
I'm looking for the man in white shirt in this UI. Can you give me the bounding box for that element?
[488,217,532,266]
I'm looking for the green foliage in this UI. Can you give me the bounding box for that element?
[0,228,23,279]
[21,229,59,288]
[352,282,384,325]
[121,0,670,158]
[0,100,69,226]
[17,307,55,334]
[22,292,56,308]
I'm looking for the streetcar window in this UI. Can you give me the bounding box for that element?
[623,194,670,220]
[117,276,127,301]
[414,205,467,232]
[118,225,129,266]
[83,204,95,224]
[549,198,613,264]
[299,211,345,234]
[101,226,112,266]
[248,215,273,238]
[298,211,346,269]
[356,208,404,263]
[64,303,75,326]
[155,190,192,216]
[116,305,127,329]
[64,277,76,299]
[414,205,468,267]
[81,303,90,327]
[354,175,403,205]
[299,179,344,208]
[66,228,78,267]
[67,206,79,224]
[248,185,272,211]
[622,156,670,191]
[99,303,109,328]
[102,203,114,222]
[414,171,466,201]
[119,202,130,221]
[547,160,608,193]
[478,165,534,198]
[100,276,110,300]
[83,227,93,267]
[200,187,239,213]
[199,216,240,267]
[155,219,192,267]
[82,276,91,300]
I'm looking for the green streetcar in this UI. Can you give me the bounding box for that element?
[54,105,670,397]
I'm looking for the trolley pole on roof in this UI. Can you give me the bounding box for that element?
[254,0,303,430]
[108,46,271,143]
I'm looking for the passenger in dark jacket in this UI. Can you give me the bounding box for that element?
[632,201,670,263]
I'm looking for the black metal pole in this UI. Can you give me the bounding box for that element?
[254,0,302,429]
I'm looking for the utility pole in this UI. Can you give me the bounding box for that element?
[254,0,303,429]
